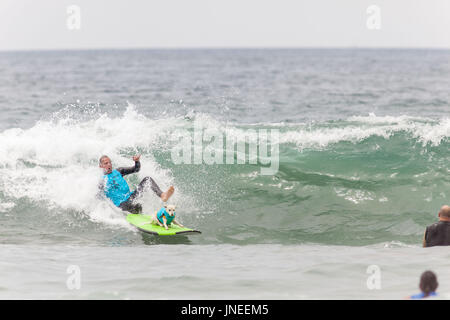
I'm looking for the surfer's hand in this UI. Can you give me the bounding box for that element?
[133,155,141,162]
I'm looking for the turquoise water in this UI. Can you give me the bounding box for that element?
[0,49,449,299]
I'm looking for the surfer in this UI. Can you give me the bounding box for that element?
[98,155,174,214]
[423,205,450,247]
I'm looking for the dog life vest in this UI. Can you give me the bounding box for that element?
[157,207,175,225]
[103,169,132,206]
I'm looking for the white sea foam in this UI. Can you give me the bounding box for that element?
[0,104,187,227]
[277,114,449,150]
[0,202,15,212]
[183,113,449,153]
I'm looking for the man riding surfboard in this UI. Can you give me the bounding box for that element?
[98,154,174,214]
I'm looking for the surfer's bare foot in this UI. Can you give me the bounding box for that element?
[160,186,174,202]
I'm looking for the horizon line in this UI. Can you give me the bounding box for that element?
[1,45,450,53]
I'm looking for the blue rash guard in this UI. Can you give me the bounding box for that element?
[157,207,175,225]
[103,169,132,206]
[99,161,141,207]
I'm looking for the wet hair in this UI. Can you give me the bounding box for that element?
[99,155,110,165]
[419,271,438,297]
[439,205,450,218]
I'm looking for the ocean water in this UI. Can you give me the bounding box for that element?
[0,49,449,299]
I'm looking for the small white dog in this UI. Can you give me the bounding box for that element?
[150,204,184,230]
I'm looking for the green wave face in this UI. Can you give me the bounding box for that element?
[0,107,448,246]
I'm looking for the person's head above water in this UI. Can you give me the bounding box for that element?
[438,205,450,221]
[419,271,438,297]
[99,155,112,174]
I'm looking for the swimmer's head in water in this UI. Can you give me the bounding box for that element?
[99,155,112,174]
[438,205,450,220]
[419,271,438,297]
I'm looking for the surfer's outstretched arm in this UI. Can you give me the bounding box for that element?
[117,160,140,176]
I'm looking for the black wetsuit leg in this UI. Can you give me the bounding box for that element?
[130,176,163,200]
[119,177,163,214]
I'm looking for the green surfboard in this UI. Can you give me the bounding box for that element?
[126,214,201,236]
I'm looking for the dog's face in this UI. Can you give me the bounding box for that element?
[164,204,176,216]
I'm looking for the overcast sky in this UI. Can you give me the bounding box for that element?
[0,0,449,51]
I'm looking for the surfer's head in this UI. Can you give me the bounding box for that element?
[99,155,112,174]
[438,205,450,221]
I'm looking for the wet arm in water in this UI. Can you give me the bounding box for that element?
[117,161,141,176]
[423,230,427,248]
